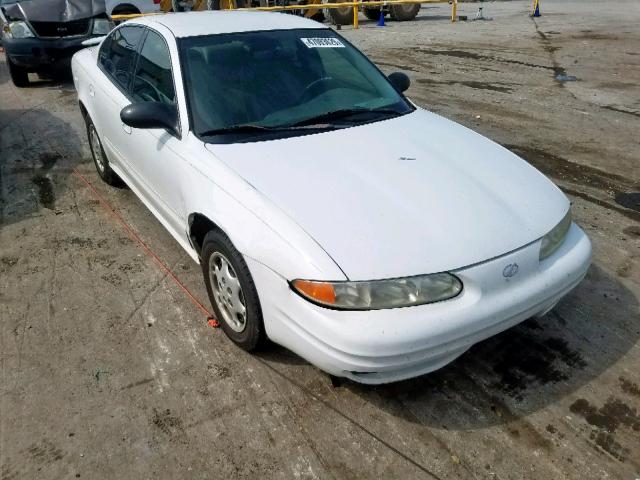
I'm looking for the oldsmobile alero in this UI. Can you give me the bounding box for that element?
[71,11,592,384]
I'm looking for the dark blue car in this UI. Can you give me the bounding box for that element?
[1,0,110,86]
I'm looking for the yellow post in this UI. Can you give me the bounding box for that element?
[353,1,359,29]
[451,0,457,22]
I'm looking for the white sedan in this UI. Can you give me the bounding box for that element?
[71,11,592,384]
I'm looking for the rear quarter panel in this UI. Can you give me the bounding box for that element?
[72,46,101,125]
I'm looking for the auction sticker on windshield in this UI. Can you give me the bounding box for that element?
[300,38,345,48]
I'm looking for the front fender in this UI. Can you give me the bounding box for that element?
[181,137,347,282]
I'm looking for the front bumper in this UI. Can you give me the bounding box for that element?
[3,35,98,70]
[247,223,592,384]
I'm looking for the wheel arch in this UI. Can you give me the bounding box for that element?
[78,100,89,120]
[188,212,223,258]
[110,3,141,15]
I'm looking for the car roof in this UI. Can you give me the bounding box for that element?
[129,10,327,38]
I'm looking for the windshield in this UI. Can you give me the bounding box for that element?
[179,28,413,143]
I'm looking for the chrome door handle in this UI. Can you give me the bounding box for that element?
[122,123,131,134]
[88,85,95,97]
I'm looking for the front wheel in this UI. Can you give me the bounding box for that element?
[202,230,265,351]
[7,58,29,87]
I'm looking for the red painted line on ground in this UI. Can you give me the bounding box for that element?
[73,171,437,477]
[72,168,219,326]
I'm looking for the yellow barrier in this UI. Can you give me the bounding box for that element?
[531,0,540,16]
[112,0,459,28]
[111,12,159,19]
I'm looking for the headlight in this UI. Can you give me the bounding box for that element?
[6,21,34,38]
[92,18,111,35]
[291,273,462,310]
[539,208,572,260]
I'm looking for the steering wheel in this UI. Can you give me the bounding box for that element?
[133,76,164,103]
[136,86,157,102]
[299,76,339,103]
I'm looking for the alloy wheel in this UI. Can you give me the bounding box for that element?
[89,125,106,174]
[209,252,247,332]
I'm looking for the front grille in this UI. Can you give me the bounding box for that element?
[30,19,91,38]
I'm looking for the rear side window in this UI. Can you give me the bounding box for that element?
[99,26,145,92]
[132,30,175,104]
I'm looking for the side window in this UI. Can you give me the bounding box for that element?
[97,35,112,68]
[132,31,176,104]
[99,26,144,92]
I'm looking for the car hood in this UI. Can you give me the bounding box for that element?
[205,109,568,280]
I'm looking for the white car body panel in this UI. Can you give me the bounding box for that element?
[72,37,347,282]
[249,223,591,383]
[208,109,569,280]
[71,11,592,384]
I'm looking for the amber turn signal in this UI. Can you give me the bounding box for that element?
[292,279,336,305]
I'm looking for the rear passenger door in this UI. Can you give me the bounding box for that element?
[95,25,145,168]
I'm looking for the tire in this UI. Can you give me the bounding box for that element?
[389,3,420,21]
[201,230,265,351]
[7,58,29,87]
[172,0,186,11]
[327,0,354,25]
[85,116,120,186]
[112,5,141,15]
[172,0,199,11]
[309,10,325,22]
[111,6,140,23]
[363,7,384,20]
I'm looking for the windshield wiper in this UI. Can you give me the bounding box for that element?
[288,107,404,127]
[198,123,334,137]
[198,108,402,137]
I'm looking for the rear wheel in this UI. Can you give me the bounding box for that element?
[111,6,141,23]
[7,58,29,87]
[389,3,420,21]
[201,230,265,351]
[86,116,120,186]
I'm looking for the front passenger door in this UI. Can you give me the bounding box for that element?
[122,29,186,237]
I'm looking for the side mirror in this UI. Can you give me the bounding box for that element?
[388,71,411,93]
[120,102,179,137]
